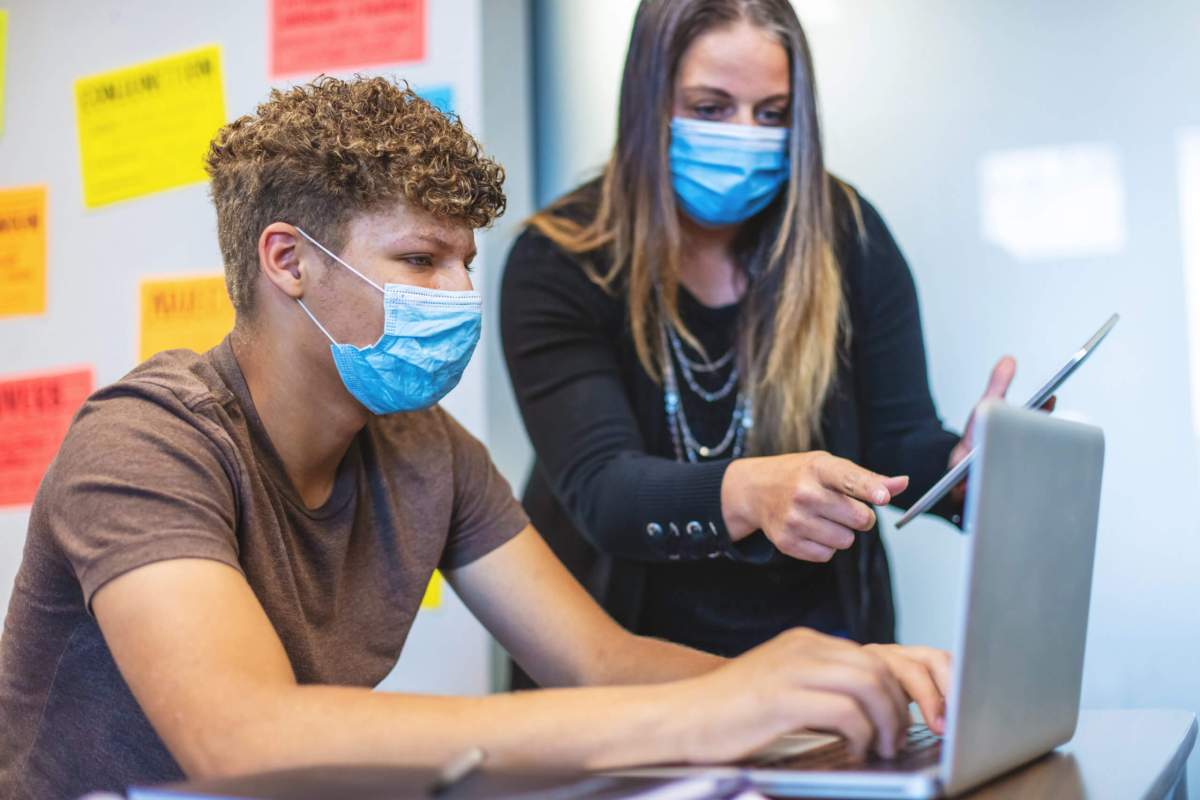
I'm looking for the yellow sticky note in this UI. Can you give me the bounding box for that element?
[0,10,8,135]
[0,185,47,319]
[420,570,443,610]
[139,275,235,361]
[75,45,226,209]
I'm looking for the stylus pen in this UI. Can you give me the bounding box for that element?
[428,746,487,796]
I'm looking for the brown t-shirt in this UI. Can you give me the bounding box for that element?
[0,340,529,800]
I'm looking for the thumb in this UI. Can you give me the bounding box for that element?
[983,356,1017,400]
[883,475,909,499]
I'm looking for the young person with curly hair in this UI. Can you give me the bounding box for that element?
[0,76,949,800]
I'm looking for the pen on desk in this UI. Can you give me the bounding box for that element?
[428,746,487,796]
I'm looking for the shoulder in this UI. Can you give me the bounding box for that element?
[95,348,235,418]
[503,180,611,290]
[31,352,242,551]
[70,349,232,444]
[501,182,624,330]
[829,178,894,263]
[41,349,242,499]
[828,178,916,309]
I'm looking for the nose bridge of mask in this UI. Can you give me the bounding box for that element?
[671,118,790,151]
[380,284,483,338]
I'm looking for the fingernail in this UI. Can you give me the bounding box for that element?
[874,489,888,504]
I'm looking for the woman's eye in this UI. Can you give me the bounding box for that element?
[404,255,434,267]
[757,108,788,126]
[694,104,725,119]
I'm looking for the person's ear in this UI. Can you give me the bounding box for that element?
[257,223,310,300]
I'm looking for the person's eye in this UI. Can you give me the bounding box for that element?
[757,107,788,126]
[464,262,476,274]
[402,254,434,268]
[693,103,726,120]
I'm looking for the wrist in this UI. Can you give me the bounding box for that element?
[720,458,757,542]
[658,676,717,764]
[585,679,708,769]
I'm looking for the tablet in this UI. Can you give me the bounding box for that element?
[893,313,1119,529]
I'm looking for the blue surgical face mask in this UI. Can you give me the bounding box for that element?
[669,118,790,227]
[293,227,482,415]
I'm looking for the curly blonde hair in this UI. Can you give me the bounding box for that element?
[206,76,506,313]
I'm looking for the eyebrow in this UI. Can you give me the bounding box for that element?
[681,85,733,97]
[680,86,790,105]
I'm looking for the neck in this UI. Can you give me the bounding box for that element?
[230,324,367,508]
[677,214,745,307]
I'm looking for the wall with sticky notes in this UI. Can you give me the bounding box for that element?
[0,0,533,697]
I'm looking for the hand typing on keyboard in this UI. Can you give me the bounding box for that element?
[666,629,952,765]
[861,644,952,735]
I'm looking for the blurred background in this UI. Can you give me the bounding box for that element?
[0,0,1197,791]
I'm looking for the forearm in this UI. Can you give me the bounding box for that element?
[452,529,722,692]
[570,455,776,564]
[184,680,697,778]
[582,632,726,686]
[565,453,736,562]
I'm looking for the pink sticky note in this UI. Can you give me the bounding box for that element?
[271,0,427,78]
[0,367,94,508]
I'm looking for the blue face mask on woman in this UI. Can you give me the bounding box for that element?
[293,227,482,415]
[669,117,790,227]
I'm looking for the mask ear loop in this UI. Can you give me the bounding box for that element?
[296,297,338,345]
[294,226,384,292]
[291,225,385,346]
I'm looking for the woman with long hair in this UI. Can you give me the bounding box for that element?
[502,0,1012,677]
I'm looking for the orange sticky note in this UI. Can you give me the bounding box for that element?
[0,185,47,319]
[271,0,426,78]
[0,367,94,508]
[139,274,235,361]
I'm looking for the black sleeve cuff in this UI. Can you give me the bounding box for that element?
[629,457,784,564]
[634,458,734,561]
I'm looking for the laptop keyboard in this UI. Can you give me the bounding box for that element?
[755,724,943,773]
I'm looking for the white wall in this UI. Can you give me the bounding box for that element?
[524,0,1200,787]
[0,0,532,697]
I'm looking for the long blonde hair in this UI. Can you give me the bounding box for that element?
[529,0,855,456]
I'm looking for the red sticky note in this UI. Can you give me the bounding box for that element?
[271,0,426,78]
[0,367,94,508]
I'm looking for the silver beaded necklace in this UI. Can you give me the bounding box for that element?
[661,322,753,463]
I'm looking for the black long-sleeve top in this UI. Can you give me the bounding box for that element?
[500,181,961,656]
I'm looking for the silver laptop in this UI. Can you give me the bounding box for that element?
[627,402,1106,798]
